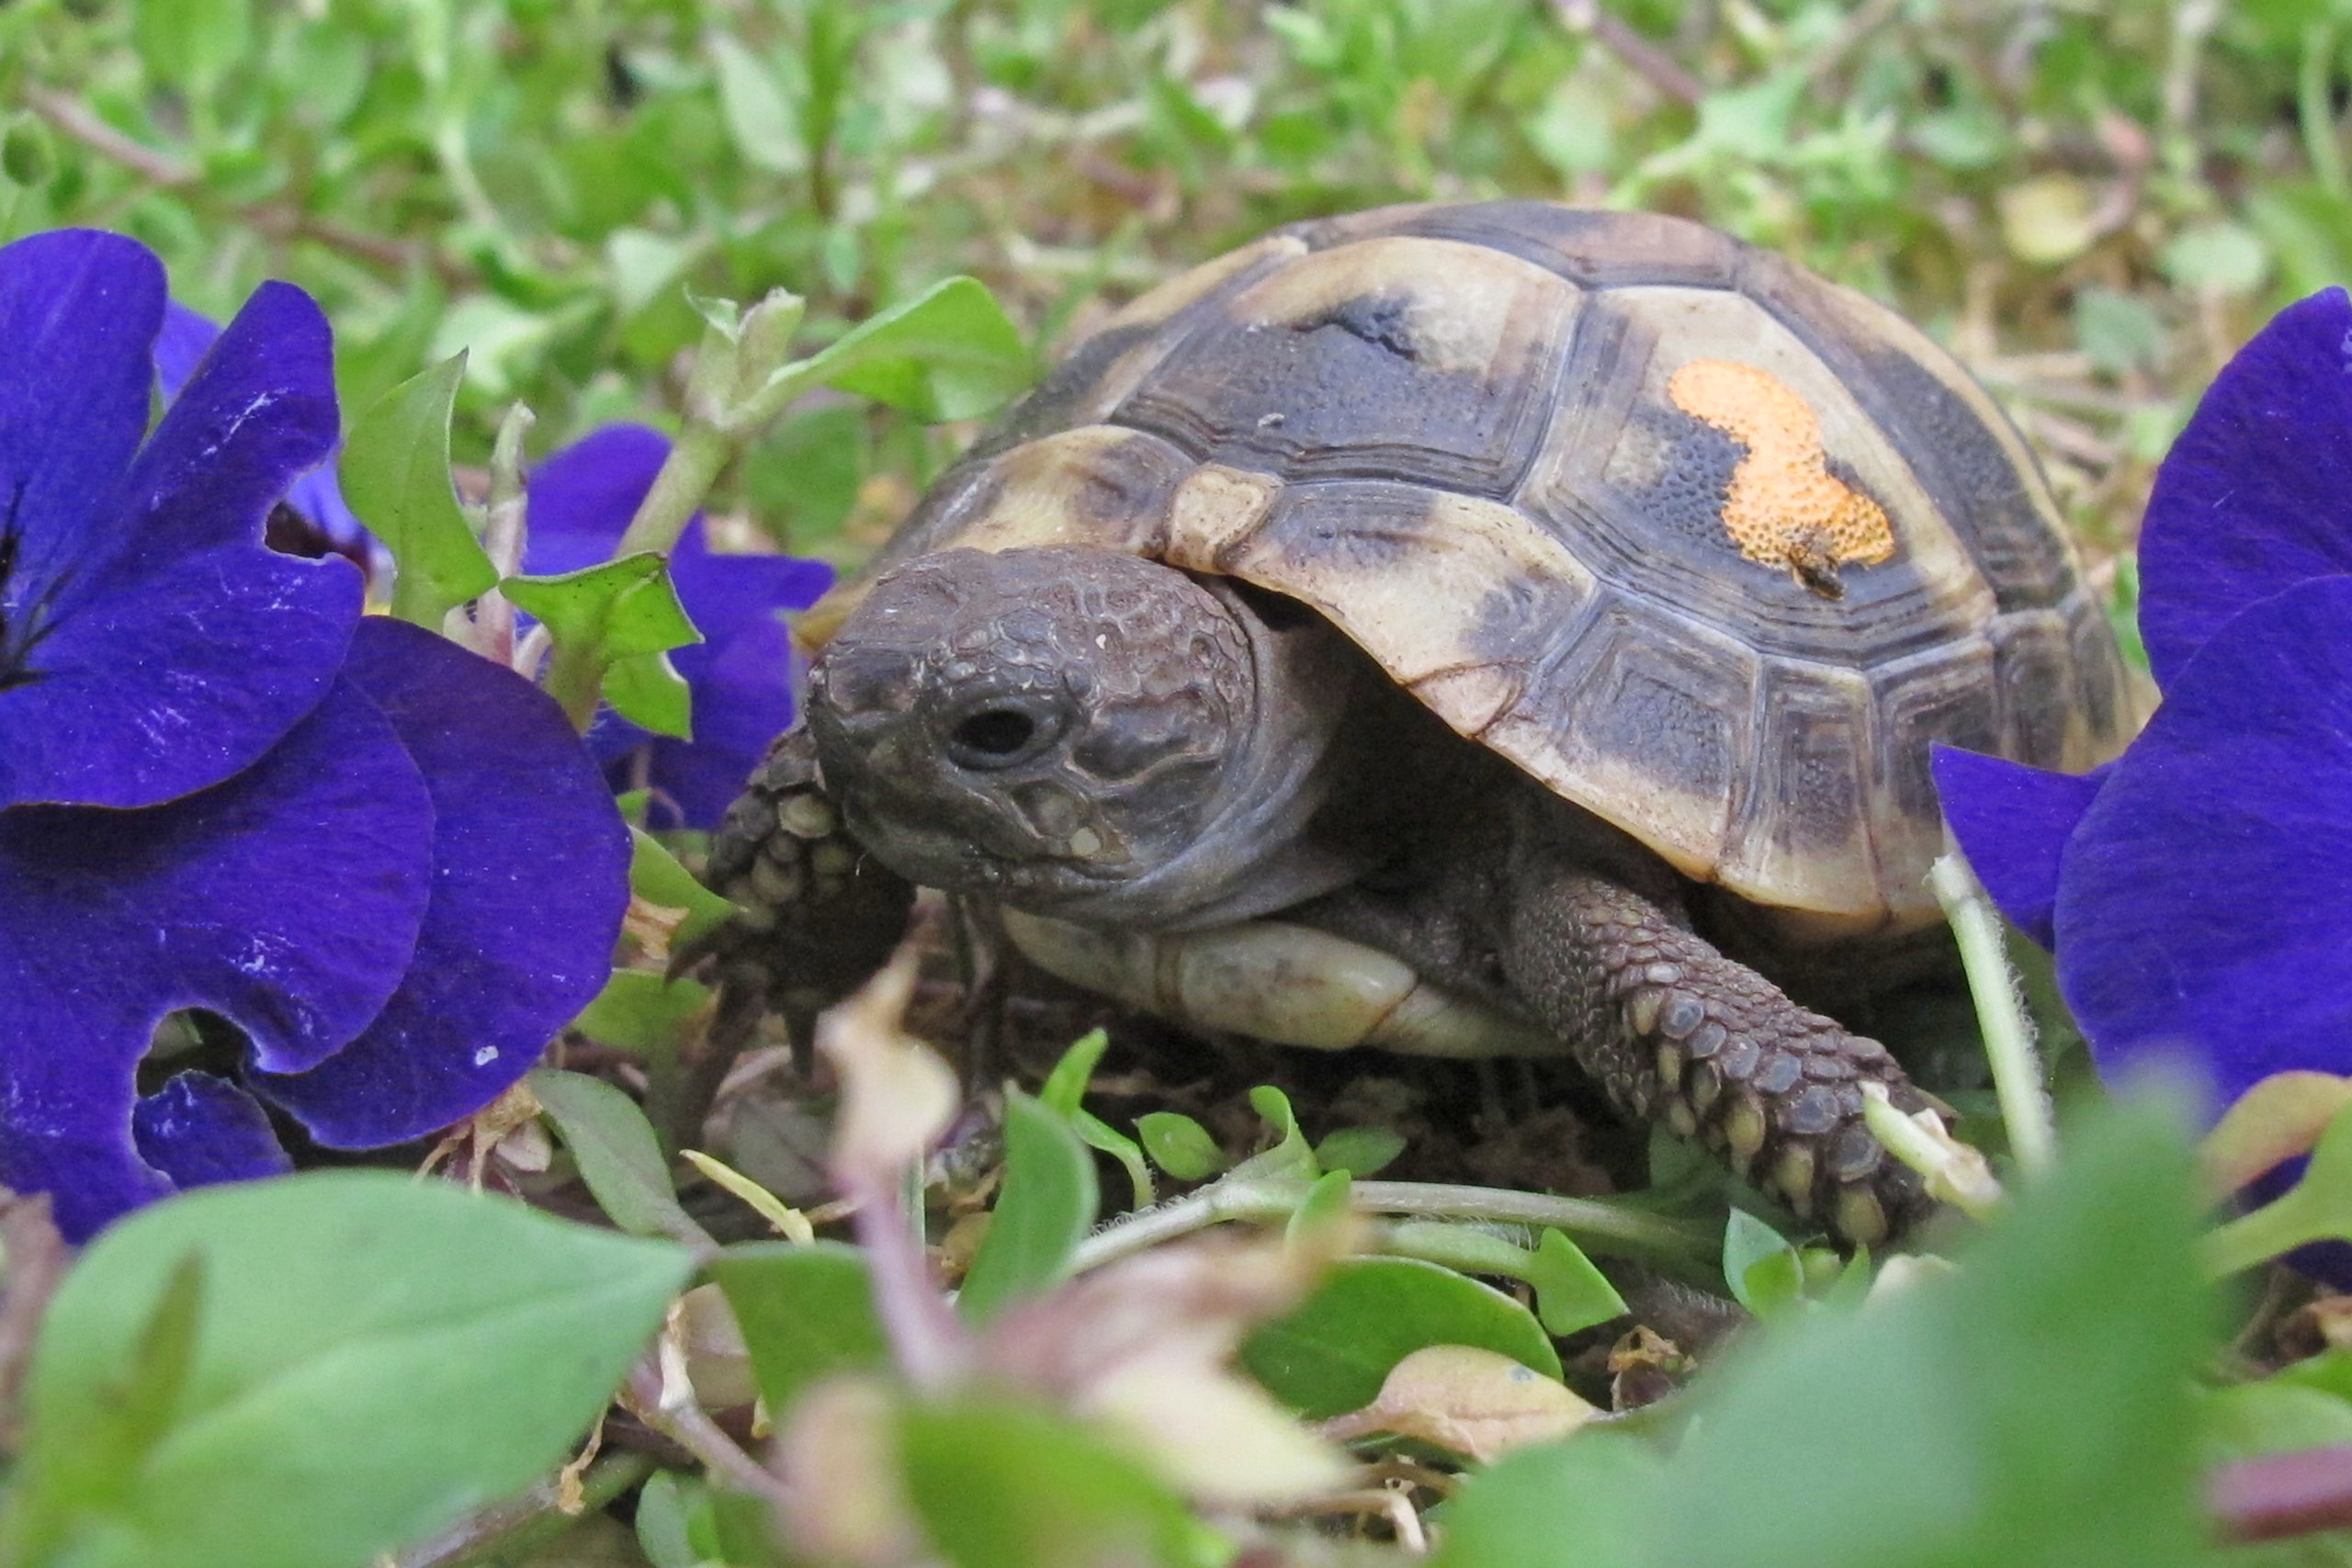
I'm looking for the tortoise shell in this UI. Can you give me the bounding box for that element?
[803,201,2133,936]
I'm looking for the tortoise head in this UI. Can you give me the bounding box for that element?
[807,547,1361,928]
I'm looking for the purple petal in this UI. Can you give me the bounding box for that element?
[250,619,631,1145]
[0,231,161,605]
[0,678,435,1240]
[152,299,219,404]
[156,299,369,557]
[2052,577,2352,1108]
[132,1072,293,1189]
[0,278,361,809]
[2139,288,2352,688]
[525,423,671,574]
[1932,746,2108,949]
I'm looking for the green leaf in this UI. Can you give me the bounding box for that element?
[632,1471,703,1568]
[1,116,56,187]
[574,968,712,1055]
[957,1090,1099,1323]
[1228,1085,1317,1182]
[709,32,805,175]
[502,552,703,734]
[341,352,498,626]
[628,826,739,951]
[0,1172,692,1568]
[898,1396,1203,1568]
[707,1242,890,1419]
[1426,1434,1661,1568]
[527,1067,709,1246]
[1136,1111,1227,1181]
[1656,1089,2214,1568]
[132,0,252,93]
[601,649,695,738]
[1039,1029,1110,1117]
[1286,1169,1354,1247]
[1722,1209,1804,1318]
[1313,1125,1406,1177]
[1071,1111,1154,1213]
[1241,1257,1562,1419]
[1525,1228,1629,1337]
[792,276,1033,423]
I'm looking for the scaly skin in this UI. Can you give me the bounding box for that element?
[696,728,915,1058]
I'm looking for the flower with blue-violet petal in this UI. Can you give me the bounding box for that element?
[521,422,835,829]
[0,229,631,1240]
[1935,288,2352,1125]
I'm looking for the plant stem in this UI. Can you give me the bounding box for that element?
[616,423,735,558]
[1067,1177,1714,1276]
[1930,850,2057,1178]
[388,1451,655,1568]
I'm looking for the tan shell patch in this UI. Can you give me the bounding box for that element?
[1665,359,1896,597]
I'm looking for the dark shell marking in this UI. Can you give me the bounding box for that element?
[808,200,2133,942]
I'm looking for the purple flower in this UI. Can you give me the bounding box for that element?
[1934,288,2352,1122]
[522,423,835,829]
[153,300,375,576]
[0,231,631,1241]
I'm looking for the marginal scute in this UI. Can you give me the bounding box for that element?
[1163,463,1283,574]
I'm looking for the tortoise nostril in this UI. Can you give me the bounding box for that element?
[951,708,1037,760]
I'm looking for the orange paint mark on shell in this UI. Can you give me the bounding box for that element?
[1666,359,1895,598]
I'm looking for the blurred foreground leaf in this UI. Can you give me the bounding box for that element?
[1241,1256,1561,1419]
[958,1089,1099,1324]
[0,1172,690,1568]
[709,1241,890,1419]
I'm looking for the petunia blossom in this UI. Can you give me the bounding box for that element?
[1934,288,2352,1121]
[521,423,834,829]
[0,231,631,1240]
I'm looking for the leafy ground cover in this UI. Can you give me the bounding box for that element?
[9,2,2352,1565]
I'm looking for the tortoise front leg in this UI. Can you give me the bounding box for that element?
[1499,866,1935,1247]
[698,727,918,1057]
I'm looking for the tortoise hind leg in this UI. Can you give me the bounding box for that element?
[1498,865,1936,1247]
[694,728,918,1059]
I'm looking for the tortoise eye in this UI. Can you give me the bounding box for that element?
[945,700,1064,770]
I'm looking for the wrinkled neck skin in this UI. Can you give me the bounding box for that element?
[1055,580,1368,931]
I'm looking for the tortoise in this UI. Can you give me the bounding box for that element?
[703,200,2133,1247]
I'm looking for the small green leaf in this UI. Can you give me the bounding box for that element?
[1525,1228,1629,1337]
[632,1471,704,1568]
[503,552,703,733]
[131,0,253,93]
[708,33,805,175]
[1,116,56,187]
[958,1090,1099,1323]
[628,826,739,951]
[1071,1110,1154,1213]
[1313,1125,1406,1177]
[707,1242,890,1418]
[574,968,712,1055]
[1723,1209,1803,1318]
[792,276,1033,423]
[1039,1029,1110,1116]
[1286,1169,1354,1247]
[899,1396,1202,1568]
[1136,1111,1227,1181]
[527,1067,709,1247]
[1229,1085,1317,1181]
[0,1172,691,1568]
[1241,1257,1562,1419]
[341,352,498,626]
[601,649,695,737]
